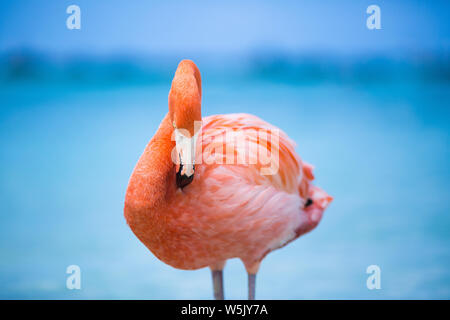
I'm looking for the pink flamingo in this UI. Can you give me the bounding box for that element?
[124,60,332,299]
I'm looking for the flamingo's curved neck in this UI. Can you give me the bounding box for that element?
[124,113,175,223]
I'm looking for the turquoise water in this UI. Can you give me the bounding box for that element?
[0,79,449,299]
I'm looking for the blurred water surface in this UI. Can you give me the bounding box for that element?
[0,73,449,299]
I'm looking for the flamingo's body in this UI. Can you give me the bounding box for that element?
[124,60,332,299]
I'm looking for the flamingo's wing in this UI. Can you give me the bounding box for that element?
[199,113,303,195]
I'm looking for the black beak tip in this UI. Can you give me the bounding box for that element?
[176,171,194,189]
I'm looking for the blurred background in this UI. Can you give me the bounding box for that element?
[0,0,449,299]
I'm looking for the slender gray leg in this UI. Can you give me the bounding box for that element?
[211,269,224,300]
[248,273,256,300]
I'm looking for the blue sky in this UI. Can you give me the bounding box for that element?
[0,0,449,56]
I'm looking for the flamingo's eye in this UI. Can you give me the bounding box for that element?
[304,198,313,208]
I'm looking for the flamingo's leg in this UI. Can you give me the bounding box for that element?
[211,269,224,300]
[248,273,256,300]
[243,260,260,300]
[210,261,226,300]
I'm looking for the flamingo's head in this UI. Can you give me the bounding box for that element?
[169,60,202,189]
[297,186,333,236]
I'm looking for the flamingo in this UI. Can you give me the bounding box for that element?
[124,60,332,300]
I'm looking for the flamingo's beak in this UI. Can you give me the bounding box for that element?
[176,163,194,189]
[174,128,198,188]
